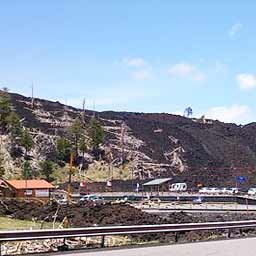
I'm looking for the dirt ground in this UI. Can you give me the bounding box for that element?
[2,199,256,246]
[1,199,256,227]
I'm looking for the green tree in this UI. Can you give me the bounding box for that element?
[21,129,33,158]
[0,153,5,178]
[22,161,32,179]
[0,89,13,131]
[56,137,71,161]
[88,117,104,149]
[79,137,88,155]
[5,111,22,138]
[68,117,84,155]
[39,160,54,181]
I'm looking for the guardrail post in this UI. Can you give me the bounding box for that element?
[101,235,105,248]
[175,232,179,243]
[227,229,231,238]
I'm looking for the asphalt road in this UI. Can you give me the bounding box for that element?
[57,238,256,256]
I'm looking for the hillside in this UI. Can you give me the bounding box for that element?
[1,91,256,187]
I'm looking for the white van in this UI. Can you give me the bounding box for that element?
[248,188,256,196]
[169,183,187,192]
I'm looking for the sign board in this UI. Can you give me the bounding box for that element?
[236,176,246,183]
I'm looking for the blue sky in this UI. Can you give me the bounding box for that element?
[1,1,256,124]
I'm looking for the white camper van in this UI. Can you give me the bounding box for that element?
[169,183,187,192]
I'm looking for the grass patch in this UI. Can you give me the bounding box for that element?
[52,162,132,183]
[0,217,57,230]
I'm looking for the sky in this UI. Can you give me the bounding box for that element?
[0,1,256,124]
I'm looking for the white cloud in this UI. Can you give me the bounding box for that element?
[168,63,205,82]
[204,105,251,124]
[215,61,228,73]
[119,57,152,80]
[122,57,146,68]
[168,63,194,76]
[229,23,242,38]
[130,70,151,80]
[237,73,256,90]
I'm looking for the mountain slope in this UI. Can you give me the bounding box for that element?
[2,92,256,186]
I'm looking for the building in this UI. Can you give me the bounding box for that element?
[143,178,172,196]
[0,179,55,200]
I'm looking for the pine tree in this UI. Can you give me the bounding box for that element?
[0,89,13,132]
[22,161,32,179]
[21,129,33,158]
[0,153,5,178]
[6,111,22,138]
[39,160,54,181]
[88,117,104,149]
[68,117,84,155]
[79,137,88,155]
[56,137,71,162]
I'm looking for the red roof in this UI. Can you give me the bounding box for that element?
[5,180,55,190]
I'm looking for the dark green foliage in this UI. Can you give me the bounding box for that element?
[56,137,71,162]
[0,89,22,138]
[6,111,22,138]
[79,137,88,155]
[88,117,104,149]
[0,153,5,178]
[39,160,54,181]
[22,161,32,179]
[20,129,33,157]
[68,117,84,155]
[0,89,14,132]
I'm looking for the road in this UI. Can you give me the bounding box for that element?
[56,238,256,256]
[140,202,256,213]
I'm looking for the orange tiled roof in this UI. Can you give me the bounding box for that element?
[5,180,55,189]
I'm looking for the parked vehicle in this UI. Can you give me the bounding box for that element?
[193,197,203,204]
[169,183,187,192]
[141,198,161,208]
[79,195,105,204]
[56,198,76,205]
[228,188,239,194]
[199,187,220,194]
[248,188,256,196]
[198,187,210,194]
[219,187,238,195]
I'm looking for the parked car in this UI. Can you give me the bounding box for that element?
[228,188,239,194]
[248,188,256,196]
[169,183,187,192]
[199,187,220,194]
[198,187,211,194]
[193,197,203,204]
[56,198,76,205]
[220,188,238,194]
[80,195,105,204]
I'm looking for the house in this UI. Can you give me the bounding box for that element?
[143,178,172,196]
[0,179,55,200]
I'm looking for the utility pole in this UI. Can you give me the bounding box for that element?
[67,153,74,204]
[81,98,86,123]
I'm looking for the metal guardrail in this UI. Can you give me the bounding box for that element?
[1,220,256,255]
